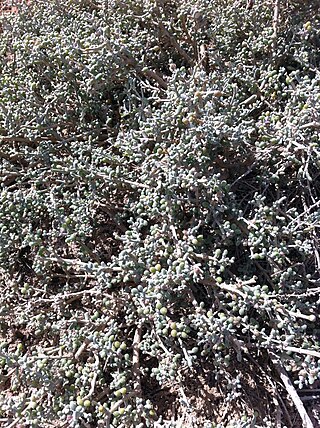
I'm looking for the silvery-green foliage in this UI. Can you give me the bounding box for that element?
[0,0,320,426]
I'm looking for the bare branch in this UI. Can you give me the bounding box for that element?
[270,352,314,428]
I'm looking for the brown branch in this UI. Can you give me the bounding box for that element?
[122,52,167,90]
[180,14,197,57]
[142,68,168,90]
[158,22,195,67]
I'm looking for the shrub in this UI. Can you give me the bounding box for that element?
[0,0,319,427]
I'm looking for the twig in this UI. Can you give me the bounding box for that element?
[96,172,150,189]
[158,22,195,67]
[122,52,168,90]
[288,200,320,231]
[37,254,122,273]
[246,353,292,427]
[110,391,137,413]
[180,14,197,57]
[247,0,254,9]
[75,339,90,360]
[142,67,168,90]
[179,386,192,409]
[157,336,171,356]
[0,135,54,143]
[198,44,209,71]
[132,325,142,397]
[103,390,138,426]
[81,40,167,90]
[276,307,315,322]
[29,354,72,360]
[6,418,22,428]
[201,279,246,299]
[39,288,102,303]
[240,94,257,106]
[84,354,99,399]
[300,122,320,130]
[272,0,280,53]
[282,345,320,360]
[269,352,314,428]
[178,338,193,368]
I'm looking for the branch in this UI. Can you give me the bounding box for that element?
[300,122,320,130]
[283,345,320,360]
[132,325,142,397]
[84,354,99,399]
[158,22,195,67]
[201,278,247,299]
[272,0,280,53]
[122,52,168,90]
[269,352,314,428]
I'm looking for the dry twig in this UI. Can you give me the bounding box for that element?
[132,325,142,397]
[270,352,314,428]
[272,0,281,53]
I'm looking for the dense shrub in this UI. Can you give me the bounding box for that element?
[0,0,320,427]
